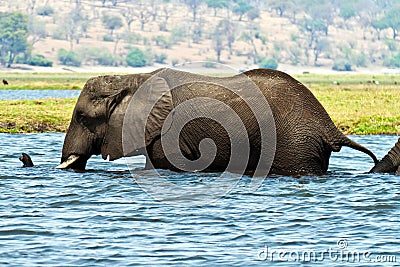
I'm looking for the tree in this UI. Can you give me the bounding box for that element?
[379,6,400,39]
[58,2,90,50]
[300,0,333,36]
[159,3,173,31]
[356,0,382,40]
[136,6,152,31]
[205,0,229,16]
[0,12,29,67]
[338,4,356,20]
[212,28,223,62]
[102,14,123,37]
[232,1,254,21]
[121,6,135,32]
[241,25,264,64]
[247,7,260,21]
[182,0,203,22]
[371,19,387,40]
[312,38,330,65]
[218,19,237,55]
[268,0,295,17]
[28,16,47,47]
[300,18,327,49]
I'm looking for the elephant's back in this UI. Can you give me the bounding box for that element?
[244,68,346,174]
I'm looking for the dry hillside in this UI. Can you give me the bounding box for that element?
[0,0,399,72]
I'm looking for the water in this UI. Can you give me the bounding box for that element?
[0,90,81,100]
[0,133,399,266]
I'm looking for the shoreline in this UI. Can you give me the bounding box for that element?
[1,69,399,135]
[1,63,400,75]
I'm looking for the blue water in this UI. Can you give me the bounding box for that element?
[0,133,399,266]
[0,90,80,100]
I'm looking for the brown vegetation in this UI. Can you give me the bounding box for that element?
[1,0,400,70]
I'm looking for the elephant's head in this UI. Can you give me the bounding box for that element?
[370,138,400,174]
[58,69,172,170]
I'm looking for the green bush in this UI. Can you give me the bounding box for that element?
[36,5,54,16]
[152,35,171,49]
[52,27,67,40]
[58,49,81,67]
[28,54,53,67]
[171,59,179,66]
[103,34,114,42]
[384,38,397,52]
[388,52,400,68]
[97,53,118,66]
[332,59,352,71]
[259,58,278,70]
[170,26,185,44]
[203,58,217,68]
[154,53,167,64]
[351,53,368,67]
[126,47,147,67]
[124,32,142,44]
[79,47,119,66]
[15,55,26,64]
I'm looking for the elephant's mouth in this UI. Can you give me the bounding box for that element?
[57,154,89,170]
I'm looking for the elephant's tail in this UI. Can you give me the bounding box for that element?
[341,137,378,164]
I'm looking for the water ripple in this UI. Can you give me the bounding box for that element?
[0,134,399,266]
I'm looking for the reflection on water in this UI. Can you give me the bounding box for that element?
[0,133,399,266]
[0,90,80,100]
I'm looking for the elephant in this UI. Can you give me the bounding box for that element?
[370,138,400,175]
[58,68,378,176]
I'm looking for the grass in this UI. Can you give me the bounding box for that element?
[0,98,76,133]
[312,85,400,135]
[0,72,117,90]
[294,73,400,86]
[0,73,399,134]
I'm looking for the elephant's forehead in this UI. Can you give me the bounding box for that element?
[83,74,147,97]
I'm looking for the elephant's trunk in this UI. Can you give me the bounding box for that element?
[370,138,400,174]
[58,117,96,170]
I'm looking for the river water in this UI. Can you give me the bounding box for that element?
[0,133,399,266]
[0,90,81,100]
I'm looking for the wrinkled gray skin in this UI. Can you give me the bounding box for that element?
[59,68,378,175]
[370,138,400,175]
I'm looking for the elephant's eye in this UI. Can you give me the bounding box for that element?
[77,111,89,125]
[76,111,99,132]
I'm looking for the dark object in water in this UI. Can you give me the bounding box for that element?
[19,153,34,167]
[2,79,8,85]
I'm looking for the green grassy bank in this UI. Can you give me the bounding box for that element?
[0,72,105,90]
[0,73,399,134]
[0,98,76,133]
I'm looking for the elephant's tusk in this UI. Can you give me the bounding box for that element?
[56,155,80,169]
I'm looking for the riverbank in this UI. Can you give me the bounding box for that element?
[0,72,399,134]
[0,98,76,133]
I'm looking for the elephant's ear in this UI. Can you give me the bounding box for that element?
[121,75,173,158]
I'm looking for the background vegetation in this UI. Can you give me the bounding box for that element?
[0,0,400,70]
[0,73,399,134]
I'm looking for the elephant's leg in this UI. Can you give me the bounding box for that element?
[145,137,173,170]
